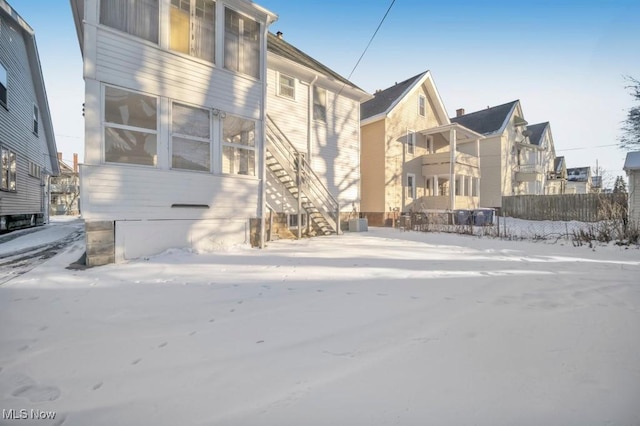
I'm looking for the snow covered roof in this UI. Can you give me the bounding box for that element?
[623,151,640,171]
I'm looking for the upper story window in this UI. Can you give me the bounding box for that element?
[100,0,159,44]
[1,147,16,191]
[33,105,39,135]
[313,86,326,122]
[278,73,295,100]
[407,131,416,155]
[0,63,7,108]
[224,7,260,79]
[418,94,426,117]
[406,173,415,199]
[170,0,215,63]
[171,102,211,172]
[222,115,255,176]
[103,86,158,166]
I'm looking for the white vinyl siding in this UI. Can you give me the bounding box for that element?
[171,102,211,172]
[100,0,159,44]
[224,7,260,79]
[169,0,216,63]
[103,85,158,166]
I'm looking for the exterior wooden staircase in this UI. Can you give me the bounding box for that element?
[265,115,340,236]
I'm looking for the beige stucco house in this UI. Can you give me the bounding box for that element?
[360,71,483,225]
[451,100,545,208]
[546,155,568,195]
[623,151,640,225]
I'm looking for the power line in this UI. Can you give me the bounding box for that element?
[346,0,397,82]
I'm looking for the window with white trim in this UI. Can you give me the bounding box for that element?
[278,73,295,100]
[455,175,461,196]
[1,147,16,191]
[171,103,211,172]
[170,0,215,63]
[224,7,261,78]
[0,62,7,108]
[418,94,426,117]
[407,131,416,155]
[100,0,159,43]
[407,173,416,199]
[313,86,327,122]
[104,86,158,166]
[222,115,255,175]
[33,105,39,135]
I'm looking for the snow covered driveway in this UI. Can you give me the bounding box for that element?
[1,228,639,425]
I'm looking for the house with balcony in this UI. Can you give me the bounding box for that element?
[526,122,562,195]
[566,166,592,194]
[360,71,483,225]
[50,152,80,215]
[451,100,541,208]
[264,31,371,239]
[0,0,59,232]
[71,0,278,265]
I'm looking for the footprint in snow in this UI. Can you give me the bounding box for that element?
[39,326,48,331]
[237,300,243,304]
[131,358,142,366]
[189,331,197,336]
[12,384,61,402]
[230,309,235,313]
[158,342,168,348]
[377,293,388,297]
[92,382,103,391]
[209,318,215,323]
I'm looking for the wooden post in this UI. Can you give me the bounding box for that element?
[296,152,302,240]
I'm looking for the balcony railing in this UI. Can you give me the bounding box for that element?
[515,164,543,182]
[50,184,79,193]
[422,151,479,176]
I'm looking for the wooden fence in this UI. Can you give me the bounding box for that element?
[502,193,628,222]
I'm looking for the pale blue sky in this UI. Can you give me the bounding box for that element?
[9,0,640,184]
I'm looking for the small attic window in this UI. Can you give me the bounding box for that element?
[418,94,426,117]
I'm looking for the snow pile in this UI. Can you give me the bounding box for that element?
[1,228,639,425]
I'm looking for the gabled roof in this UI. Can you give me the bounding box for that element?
[554,156,566,174]
[450,100,519,136]
[0,0,59,175]
[361,72,426,121]
[624,151,640,171]
[267,32,361,91]
[527,122,549,146]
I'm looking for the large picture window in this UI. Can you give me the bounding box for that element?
[222,115,255,176]
[1,147,16,191]
[0,63,7,108]
[100,0,159,43]
[171,103,211,172]
[170,0,215,63]
[224,7,260,78]
[104,86,158,166]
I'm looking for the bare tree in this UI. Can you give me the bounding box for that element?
[619,76,640,150]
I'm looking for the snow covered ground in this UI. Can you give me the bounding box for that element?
[1,227,639,425]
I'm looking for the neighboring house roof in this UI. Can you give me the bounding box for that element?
[554,156,566,174]
[450,100,519,136]
[527,122,549,146]
[1,0,59,175]
[267,32,362,91]
[360,72,426,120]
[623,151,640,171]
[567,167,591,182]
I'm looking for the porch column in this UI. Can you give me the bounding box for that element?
[449,128,456,210]
[434,175,439,197]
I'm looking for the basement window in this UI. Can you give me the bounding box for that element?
[288,213,307,229]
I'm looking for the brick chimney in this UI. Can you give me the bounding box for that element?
[73,153,78,173]
[456,108,465,117]
[276,31,283,39]
[57,152,63,161]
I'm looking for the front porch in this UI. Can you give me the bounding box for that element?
[416,123,483,211]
